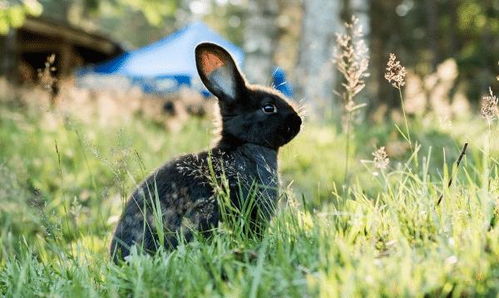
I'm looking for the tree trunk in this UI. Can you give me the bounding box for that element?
[297,0,340,117]
[425,0,439,71]
[369,0,400,108]
[1,29,18,81]
[242,0,279,85]
[350,0,369,34]
[448,0,459,56]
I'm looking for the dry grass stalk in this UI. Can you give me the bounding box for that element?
[333,15,370,186]
[437,142,468,206]
[384,53,412,149]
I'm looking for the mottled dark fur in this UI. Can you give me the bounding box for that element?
[110,43,301,262]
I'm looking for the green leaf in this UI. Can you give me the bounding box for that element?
[24,1,43,16]
[0,16,9,35]
[8,6,26,28]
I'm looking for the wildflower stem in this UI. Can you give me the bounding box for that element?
[380,169,392,195]
[344,109,352,186]
[398,87,412,149]
[479,88,497,190]
[484,123,491,191]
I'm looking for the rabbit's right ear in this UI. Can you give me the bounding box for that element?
[195,43,246,103]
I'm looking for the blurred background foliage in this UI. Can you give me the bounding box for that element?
[0,0,498,112]
[0,0,42,33]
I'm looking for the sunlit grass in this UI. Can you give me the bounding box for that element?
[0,97,498,296]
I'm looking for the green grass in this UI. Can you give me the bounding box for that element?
[0,98,498,297]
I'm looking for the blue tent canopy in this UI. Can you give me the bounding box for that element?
[77,22,244,96]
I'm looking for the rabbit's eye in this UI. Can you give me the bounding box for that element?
[262,103,277,114]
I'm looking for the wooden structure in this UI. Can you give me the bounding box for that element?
[0,16,123,81]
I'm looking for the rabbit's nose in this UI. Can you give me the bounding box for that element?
[287,113,302,128]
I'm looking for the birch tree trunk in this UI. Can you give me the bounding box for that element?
[243,0,279,85]
[350,0,369,35]
[297,0,340,118]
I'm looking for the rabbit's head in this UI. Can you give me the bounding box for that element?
[195,43,302,150]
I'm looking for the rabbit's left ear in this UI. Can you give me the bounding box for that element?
[195,43,246,102]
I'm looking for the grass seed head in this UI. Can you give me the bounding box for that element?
[480,87,498,124]
[372,146,389,170]
[333,16,370,104]
[37,54,58,91]
[385,53,406,89]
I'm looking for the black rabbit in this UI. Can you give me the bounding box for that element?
[110,42,302,262]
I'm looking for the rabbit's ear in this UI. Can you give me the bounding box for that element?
[195,43,246,102]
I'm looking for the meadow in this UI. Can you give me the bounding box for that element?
[0,81,498,297]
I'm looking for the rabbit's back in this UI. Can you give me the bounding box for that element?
[110,151,217,261]
[110,144,279,261]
